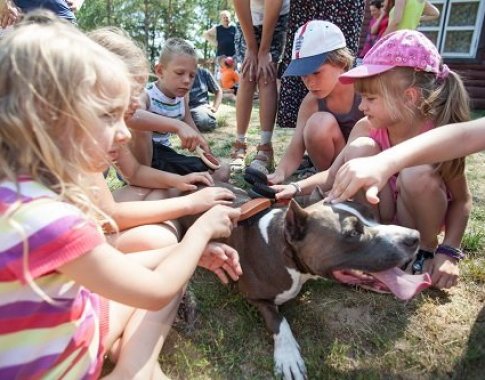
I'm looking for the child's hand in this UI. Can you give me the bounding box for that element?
[271,184,297,201]
[423,254,459,289]
[187,187,235,214]
[0,0,21,28]
[195,205,241,239]
[174,172,214,191]
[267,169,285,185]
[324,156,391,204]
[198,242,242,284]
[176,123,205,152]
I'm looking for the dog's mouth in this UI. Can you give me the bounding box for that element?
[331,267,432,300]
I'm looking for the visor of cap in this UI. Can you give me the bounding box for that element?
[339,63,396,84]
[283,52,329,77]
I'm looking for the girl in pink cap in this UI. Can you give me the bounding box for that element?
[273,30,471,290]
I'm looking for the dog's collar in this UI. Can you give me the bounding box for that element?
[284,235,316,276]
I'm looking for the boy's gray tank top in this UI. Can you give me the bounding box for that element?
[317,94,363,141]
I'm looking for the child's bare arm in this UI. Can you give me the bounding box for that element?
[92,173,233,230]
[115,145,213,191]
[384,0,405,35]
[273,117,372,199]
[183,96,211,152]
[58,205,241,310]
[128,109,204,151]
[202,25,217,46]
[421,1,440,22]
[326,118,485,203]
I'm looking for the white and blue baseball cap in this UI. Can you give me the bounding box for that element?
[283,20,346,77]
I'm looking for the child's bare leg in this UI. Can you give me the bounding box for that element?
[113,186,176,203]
[304,112,346,171]
[396,165,447,251]
[107,223,178,252]
[103,291,183,380]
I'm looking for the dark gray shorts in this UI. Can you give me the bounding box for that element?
[235,13,289,67]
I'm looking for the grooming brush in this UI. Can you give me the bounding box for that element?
[196,145,221,170]
[244,166,269,186]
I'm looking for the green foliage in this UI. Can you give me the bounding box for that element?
[77,0,234,66]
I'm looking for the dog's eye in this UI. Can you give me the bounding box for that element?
[342,217,364,238]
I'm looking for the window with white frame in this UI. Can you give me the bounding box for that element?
[418,0,485,58]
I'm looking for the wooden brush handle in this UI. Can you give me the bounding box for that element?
[239,198,271,221]
[196,145,221,170]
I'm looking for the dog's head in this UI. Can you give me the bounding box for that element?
[283,199,420,276]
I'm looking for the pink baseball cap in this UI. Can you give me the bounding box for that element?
[340,30,449,84]
[283,20,346,77]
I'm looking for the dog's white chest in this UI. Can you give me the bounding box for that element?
[274,268,317,305]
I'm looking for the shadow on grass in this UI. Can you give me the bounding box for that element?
[453,305,485,380]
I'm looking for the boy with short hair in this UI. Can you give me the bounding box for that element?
[139,37,229,180]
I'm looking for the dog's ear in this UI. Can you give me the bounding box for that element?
[284,199,308,241]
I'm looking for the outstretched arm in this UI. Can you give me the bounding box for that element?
[421,1,440,22]
[325,117,485,204]
[203,25,217,46]
[384,0,405,35]
[59,205,241,310]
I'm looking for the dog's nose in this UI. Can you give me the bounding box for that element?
[403,230,420,250]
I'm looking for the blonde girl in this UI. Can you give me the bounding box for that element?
[0,14,241,379]
[273,30,472,290]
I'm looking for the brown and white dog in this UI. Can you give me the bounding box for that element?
[179,187,427,380]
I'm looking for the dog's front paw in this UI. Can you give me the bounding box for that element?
[273,318,307,380]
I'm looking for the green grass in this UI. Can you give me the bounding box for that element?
[109,101,485,379]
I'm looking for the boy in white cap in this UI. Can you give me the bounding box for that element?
[268,20,363,185]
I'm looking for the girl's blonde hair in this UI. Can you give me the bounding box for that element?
[158,37,198,65]
[0,13,130,218]
[88,27,149,94]
[355,67,470,180]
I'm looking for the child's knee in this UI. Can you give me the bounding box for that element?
[116,224,179,252]
[304,112,338,136]
[303,113,339,149]
[398,166,444,196]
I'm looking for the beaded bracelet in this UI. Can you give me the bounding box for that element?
[436,244,465,261]
[289,182,302,195]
